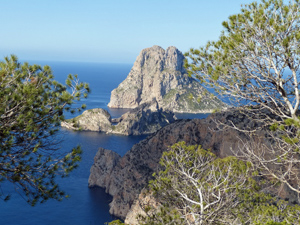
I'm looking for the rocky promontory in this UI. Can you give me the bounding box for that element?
[61,100,176,135]
[61,108,112,132]
[89,148,121,189]
[111,100,176,135]
[108,45,226,113]
[87,110,254,219]
[88,109,298,220]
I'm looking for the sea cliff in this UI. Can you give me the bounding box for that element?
[88,110,253,219]
[89,109,299,220]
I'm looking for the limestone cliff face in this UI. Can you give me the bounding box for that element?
[108,45,225,113]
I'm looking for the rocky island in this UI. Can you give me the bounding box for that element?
[62,46,227,135]
[108,45,226,113]
[61,100,176,135]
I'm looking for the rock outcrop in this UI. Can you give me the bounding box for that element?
[89,148,121,189]
[108,45,226,113]
[89,109,299,220]
[111,100,176,135]
[87,110,251,219]
[61,108,112,132]
[124,190,159,225]
[61,101,176,136]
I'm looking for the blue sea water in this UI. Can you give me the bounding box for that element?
[0,61,208,225]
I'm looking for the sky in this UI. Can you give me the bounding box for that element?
[0,0,256,64]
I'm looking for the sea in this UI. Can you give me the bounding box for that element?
[0,61,209,225]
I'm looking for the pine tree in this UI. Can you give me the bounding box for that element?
[185,0,300,195]
[0,55,90,205]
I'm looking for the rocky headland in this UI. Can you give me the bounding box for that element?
[108,45,226,113]
[88,109,298,221]
[111,100,176,135]
[61,108,112,132]
[87,110,256,219]
[61,100,176,135]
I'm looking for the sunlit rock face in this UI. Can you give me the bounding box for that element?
[61,108,112,132]
[61,100,176,136]
[108,45,226,113]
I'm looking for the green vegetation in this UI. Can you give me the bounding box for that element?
[185,0,300,195]
[144,142,258,224]
[211,108,221,113]
[185,0,300,123]
[137,142,300,224]
[162,89,179,103]
[87,109,96,113]
[0,55,89,205]
[178,91,217,111]
[162,87,222,112]
[106,220,125,225]
[197,96,201,103]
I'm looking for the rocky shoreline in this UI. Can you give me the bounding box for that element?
[88,108,299,221]
[61,100,176,135]
[87,110,248,219]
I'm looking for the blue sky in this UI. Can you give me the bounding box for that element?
[1,0,255,63]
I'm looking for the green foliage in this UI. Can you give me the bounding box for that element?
[184,0,300,216]
[197,96,201,103]
[0,55,90,205]
[138,206,184,225]
[162,89,178,103]
[106,220,125,225]
[212,108,221,113]
[138,142,300,224]
[185,0,300,122]
[247,199,300,225]
[139,142,258,224]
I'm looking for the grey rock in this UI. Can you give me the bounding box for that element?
[108,45,226,113]
[125,189,159,225]
[61,108,112,132]
[88,148,121,189]
[111,99,176,135]
[62,101,176,136]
